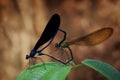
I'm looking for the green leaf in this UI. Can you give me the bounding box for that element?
[16,62,72,80]
[82,59,120,80]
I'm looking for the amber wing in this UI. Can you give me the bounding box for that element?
[67,28,113,46]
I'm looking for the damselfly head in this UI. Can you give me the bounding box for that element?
[26,55,30,59]
[60,42,69,48]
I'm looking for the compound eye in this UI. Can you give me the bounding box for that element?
[26,55,29,59]
[55,43,60,48]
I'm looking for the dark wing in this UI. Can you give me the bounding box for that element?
[67,28,113,46]
[33,14,60,50]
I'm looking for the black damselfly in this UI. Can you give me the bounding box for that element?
[26,14,60,64]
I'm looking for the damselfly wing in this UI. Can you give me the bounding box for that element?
[33,14,60,50]
[45,29,73,64]
[61,28,113,47]
[26,14,60,61]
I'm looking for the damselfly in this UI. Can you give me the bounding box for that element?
[55,27,113,64]
[26,14,61,65]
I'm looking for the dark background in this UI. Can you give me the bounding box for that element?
[0,0,120,80]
